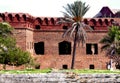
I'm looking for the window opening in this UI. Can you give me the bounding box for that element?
[35,25,41,29]
[86,44,92,54]
[89,64,94,69]
[8,14,13,21]
[104,19,109,25]
[93,44,98,54]
[34,42,44,55]
[86,43,98,55]
[22,14,26,21]
[98,19,103,26]
[90,26,95,30]
[62,65,68,69]
[63,26,68,30]
[59,41,71,55]
[15,14,20,21]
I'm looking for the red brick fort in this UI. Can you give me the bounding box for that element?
[0,7,120,69]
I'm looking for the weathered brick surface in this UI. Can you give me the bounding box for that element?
[1,12,119,69]
[33,31,109,69]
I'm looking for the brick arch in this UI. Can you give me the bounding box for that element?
[0,13,2,17]
[15,14,20,21]
[22,14,27,21]
[36,17,43,25]
[44,18,49,25]
[83,19,88,24]
[56,17,61,22]
[0,13,3,21]
[104,19,109,26]
[98,19,103,25]
[110,19,114,24]
[0,13,3,22]
[0,13,5,21]
[90,19,96,26]
[50,18,55,25]
[8,14,13,21]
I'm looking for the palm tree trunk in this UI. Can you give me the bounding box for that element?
[71,26,78,69]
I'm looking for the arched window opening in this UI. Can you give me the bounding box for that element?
[0,13,3,21]
[1,14,5,21]
[51,18,55,25]
[44,18,48,25]
[98,19,103,25]
[8,14,13,21]
[57,18,60,21]
[35,25,41,29]
[89,64,95,69]
[36,18,42,25]
[104,19,109,25]
[0,13,2,18]
[84,19,88,24]
[90,19,96,26]
[63,25,68,30]
[34,42,44,55]
[22,14,26,21]
[15,14,20,21]
[62,65,68,69]
[110,19,114,24]
[59,41,71,55]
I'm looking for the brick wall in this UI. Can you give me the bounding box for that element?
[33,30,109,69]
[1,12,116,70]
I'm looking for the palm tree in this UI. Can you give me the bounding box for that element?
[100,25,120,69]
[58,1,90,69]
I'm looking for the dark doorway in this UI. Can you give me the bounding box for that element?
[34,42,44,55]
[62,65,68,69]
[89,64,94,69]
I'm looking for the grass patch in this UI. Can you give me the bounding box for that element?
[0,69,119,74]
[69,69,120,74]
[0,69,52,74]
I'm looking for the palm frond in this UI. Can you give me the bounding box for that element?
[100,35,113,44]
[101,44,110,51]
[70,22,77,37]
[62,1,90,21]
[62,27,73,38]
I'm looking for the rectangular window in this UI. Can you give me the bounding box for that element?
[86,43,98,55]
[59,41,71,55]
[34,42,44,55]
[93,44,98,54]
[86,44,92,54]
[62,65,68,69]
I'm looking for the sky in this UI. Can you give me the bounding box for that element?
[0,0,120,18]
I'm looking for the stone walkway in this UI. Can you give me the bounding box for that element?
[0,72,120,83]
